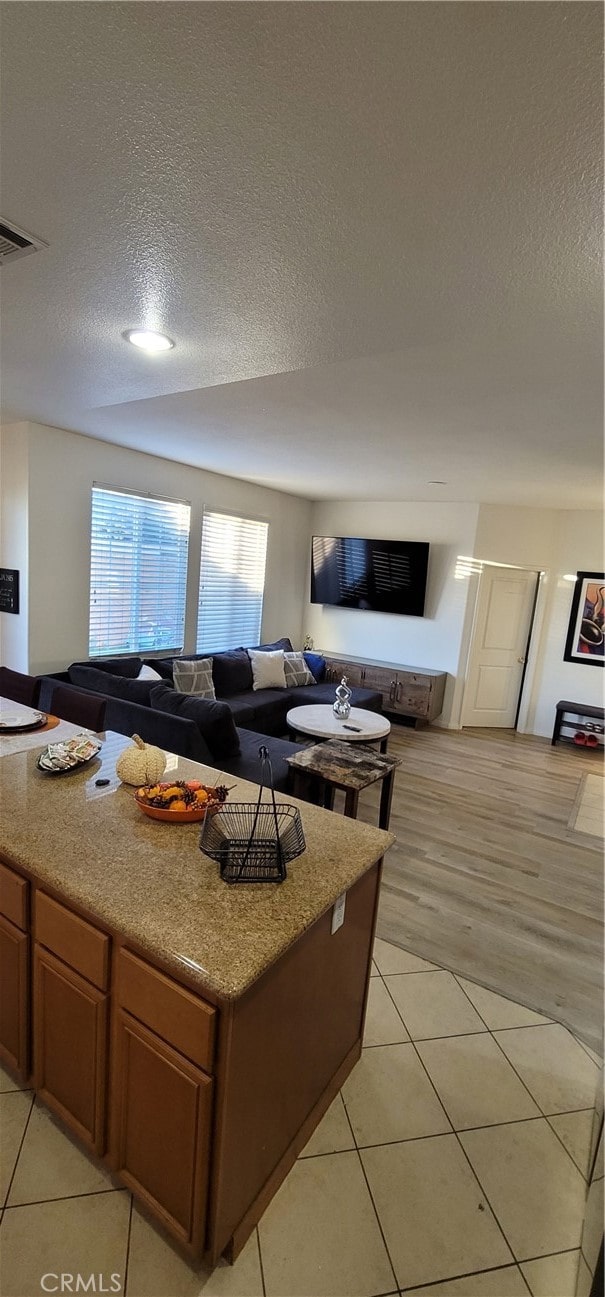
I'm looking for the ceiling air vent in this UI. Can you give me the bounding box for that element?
[0,218,47,266]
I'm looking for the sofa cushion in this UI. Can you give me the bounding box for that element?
[212,649,253,696]
[144,658,175,681]
[219,693,257,727]
[68,665,155,705]
[218,729,297,793]
[150,683,240,759]
[290,682,383,713]
[173,658,216,699]
[249,637,293,654]
[74,657,142,678]
[233,689,293,736]
[248,648,287,691]
[303,651,326,682]
[283,652,315,687]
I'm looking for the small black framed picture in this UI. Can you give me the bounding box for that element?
[0,568,19,615]
[563,572,605,667]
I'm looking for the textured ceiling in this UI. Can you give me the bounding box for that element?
[1,2,602,506]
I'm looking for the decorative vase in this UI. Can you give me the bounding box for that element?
[333,676,352,719]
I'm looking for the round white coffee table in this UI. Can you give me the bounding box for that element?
[286,704,391,750]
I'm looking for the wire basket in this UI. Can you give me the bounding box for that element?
[199,747,305,884]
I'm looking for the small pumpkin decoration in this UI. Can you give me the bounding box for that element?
[116,734,166,787]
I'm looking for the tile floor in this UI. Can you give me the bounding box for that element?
[0,939,601,1297]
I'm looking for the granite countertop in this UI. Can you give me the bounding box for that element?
[0,731,393,1002]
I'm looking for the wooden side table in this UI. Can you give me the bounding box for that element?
[286,739,401,830]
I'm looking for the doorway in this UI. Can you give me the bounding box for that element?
[461,565,540,729]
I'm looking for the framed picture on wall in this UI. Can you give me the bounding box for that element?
[563,572,605,666]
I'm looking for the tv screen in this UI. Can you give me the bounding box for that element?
[311,536,429,616]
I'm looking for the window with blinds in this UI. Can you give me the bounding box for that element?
[197,510,269,652]
[89,485,191,657]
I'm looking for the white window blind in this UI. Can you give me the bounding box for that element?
[89,485,191,657]
[197,510,269,652]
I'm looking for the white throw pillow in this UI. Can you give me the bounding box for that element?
[172,658,216,699]
[248,648,287,691]
[137,664,162,681]
[283,651,315,687]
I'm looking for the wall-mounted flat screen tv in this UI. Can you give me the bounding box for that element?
[311,536,429,616]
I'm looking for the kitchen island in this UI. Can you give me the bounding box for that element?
[0,731,393,1264]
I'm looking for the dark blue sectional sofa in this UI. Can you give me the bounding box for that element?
[38,639,382,791]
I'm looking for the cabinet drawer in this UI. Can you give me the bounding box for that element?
[0,862,28,931]
[35,892,110,991]
[117,949,216,1074]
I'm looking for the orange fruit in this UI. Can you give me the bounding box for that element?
[170,799,187,812]
[194,789,209,803]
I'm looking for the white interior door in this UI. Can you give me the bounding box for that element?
[462,567,538,728]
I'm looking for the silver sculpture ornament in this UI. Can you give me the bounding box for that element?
[333,675,352,719]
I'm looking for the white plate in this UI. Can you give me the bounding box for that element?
[0,710,45,731]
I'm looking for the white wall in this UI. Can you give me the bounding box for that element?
[526,512,604,736]
[10,423,312,674]
[304,501,480,725]
[472,505,604,736]
[0,424,30,669]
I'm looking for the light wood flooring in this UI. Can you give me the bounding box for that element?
[353,725,604,1054]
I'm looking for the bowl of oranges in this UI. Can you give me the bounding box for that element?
[134,780,229,823]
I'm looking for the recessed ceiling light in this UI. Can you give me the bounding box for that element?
[124,329,174,352]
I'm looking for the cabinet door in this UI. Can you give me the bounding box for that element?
[0,914,29,1079]
[34,944,108,1153]
[393,673,431,718]
[325,659,363,687]
[112,1010,212,1253]
[360,664,397,709]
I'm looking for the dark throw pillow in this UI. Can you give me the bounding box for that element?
[71,656,142,678]
[68,665,154,705]
[248,637,294,654]
[150,684,241,759]
[211,649,253,697]
[143,658,175,681]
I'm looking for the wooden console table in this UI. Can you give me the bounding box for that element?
[322,653,446,726]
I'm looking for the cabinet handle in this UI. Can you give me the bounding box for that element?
[389,680,396,703]
[396,682,403,703]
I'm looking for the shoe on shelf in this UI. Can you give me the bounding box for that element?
[573,732,587,745]
[585,734,600,748]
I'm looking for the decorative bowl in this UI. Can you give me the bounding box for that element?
[134,781,227,823]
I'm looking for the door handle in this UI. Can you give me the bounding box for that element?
[517,657,526,664]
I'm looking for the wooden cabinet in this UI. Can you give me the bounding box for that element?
[323,654,446,726]
[112,1010,212,1252]
[33,893,110,1154]
[111,949,214,1253]
[0,862,30,1080]
[0,854,380,1265]
[324,659,365,688]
